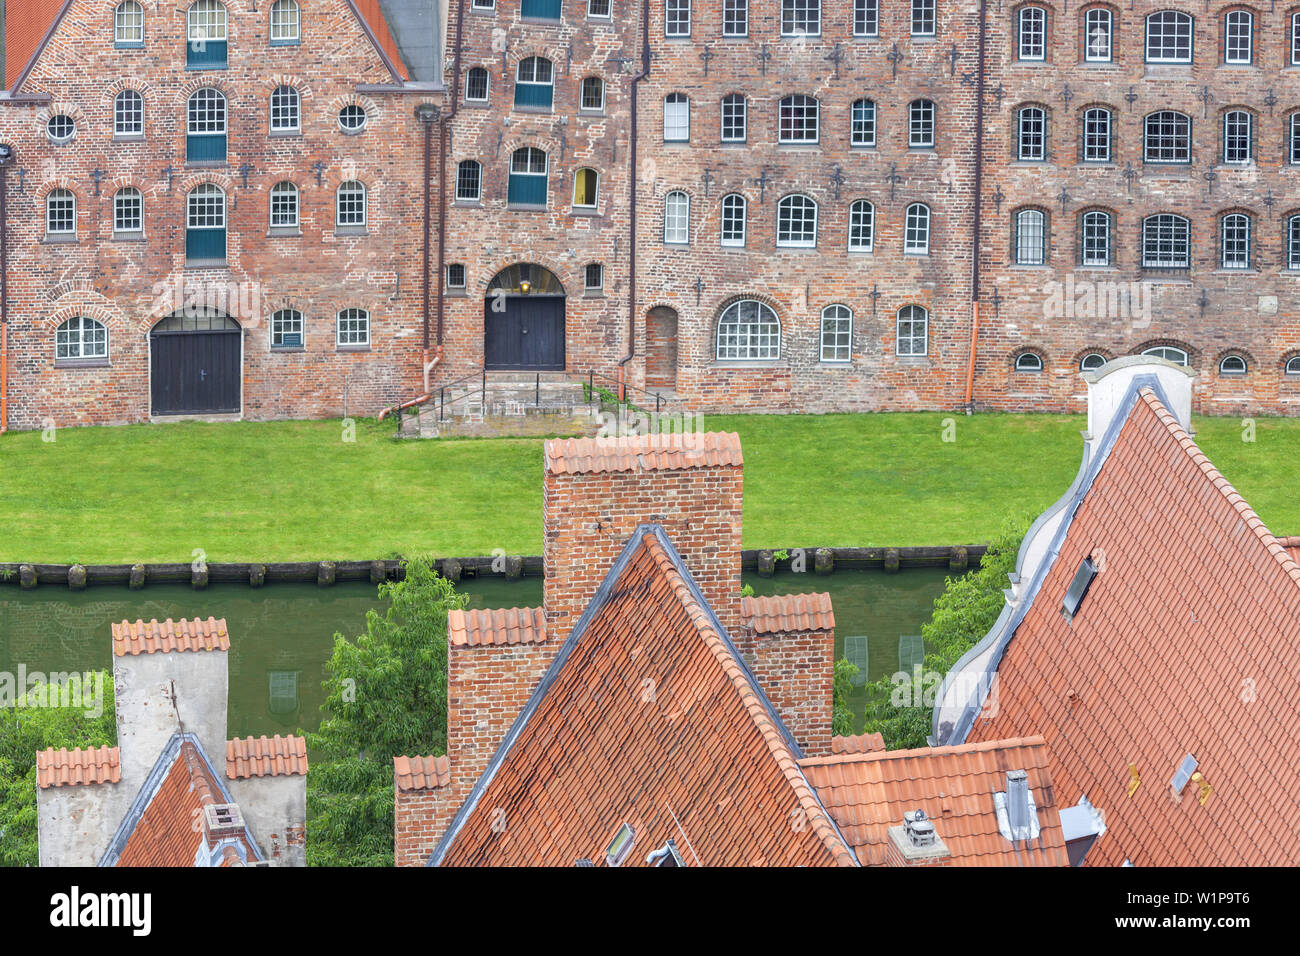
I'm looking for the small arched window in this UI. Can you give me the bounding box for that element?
[1083,7,1113,61]
[55,317,108,361]
[1286,356,1300,375]
[1144,110,1191,163]
[1017,105,1046,161]
[664,190,690,243]
[904,203,931,254]
[721,193,746,246]
[721,93,747,142]
[114,90,144,136]
[466,67,489,102]
[186,87,227,162]
[1018,5,1048,60]
[778,94,819,143]
[337,181,367,228]
[1224,9,1253,64]
[456,160,482,201]
[46,188,76,236]
[1143,345,1189,366]
[1080,210,1112,266]
[776,194,818,247]
[716,299,781,361]
[820,304,853,363]
[114,1,145,47]
[508,147,548,207]
[269,181,299,228]
[337,309,370,348]
[1015,208,1048,265]
[851,98,876,147]
[1015,351,1045,372]
[270,85,301,133]
[580,76,605,112]
[1222,109,1252,164]
[848,199,874,252]
[1141,214,1190,269]
[1220,213,1251,270]
[271,308,304,348]
[515,56,555,110]
[1082,106,1112,162]
[186,0,228,69]
[1219,354,1248,376]
[664,92,690,141]
[1079,352,1107,371]
[573,168,599,209]
[269,0,301,44]
[185,183,226,261]
[908,98,935,148]
[114,187,143,233]
[896,305,928,356]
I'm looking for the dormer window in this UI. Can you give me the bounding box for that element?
[605,823,635,866]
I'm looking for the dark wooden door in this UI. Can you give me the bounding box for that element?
[484,295,565,371]
[150,327,241,415]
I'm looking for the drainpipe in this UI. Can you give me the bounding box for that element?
[0,147,11,435]
[963,0,988,415]
[617,0,651,403]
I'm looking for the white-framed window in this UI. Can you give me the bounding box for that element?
[851,98,876,147]
[1219,354,1247,376]
[1015,208,1047,265]
[1290,113,1300,165]
[269,0,300,44]
[508,146,548,206]
[1082,106,1111,162]
[1143,345,1188,365]
[270,85,301,133]
[911,0,935,36]
[777,194,817,247]
[1018,5,1047,60]
[115,2,145,46]
[115,90,144,136]
[188,87,226,135]
[664,93,690,141]
[271,308,303,348]
[666,0,691,36]
[848,199,874,251]
[515,56,554,109]
[589,0,612,16]
[456,160,482,201]
[46,188,76,236]
[1143,110,1190,163]
[336,308,370,347]
[716,299,781,361]
[336,180,367,228]
[114,187,143,233]
[909,99,935,148]
[1015,351,1044,372]
[55,317,108,361]
[584,262,604,291]
[338,104,367,132]
[446,264,467,289]
[664,190,690,243]
[466,67,490,102]
[580,76,605,111]
[820,304,852,363]
[1080,352,1107,371]
[1080,210,1111,266]
[721,93,747,142]
[896,305,928,356]
[1289,214,1300,269]
[187,0,228,43]
[1145,10,1193,63]
[269,181,299,227]
[1293,12,1300,65]
[47,114,75,144]
[854,0,879,36]
[904,203,931,254]
[723,0,748,35]
[1141,213,1190,269]
[185,183,225,260]
[1222,110,1251,164]
[1017,106,1046,160]
[1223,9,1252,64]
[778,94,819,143]
[781,0,821,36]
[1220,213,1251,269]
[573,167,599,208]
[1083,7,1112,61]
[1287,356,1300,375]
[471,0,495,8]
[721,193,747,246]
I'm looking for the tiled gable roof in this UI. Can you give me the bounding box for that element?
[431,526,856,866]
[801,737,1068,866]
[394,754,450,791]
[970,388,1300,866]
[544,432,743,475]
[832,733,885,755]
[4,0,68,89]
[448,607,546,647]
[740,592,835,633]
[36,745,120,788]
[226,735,308,779]
[111,618,230,656]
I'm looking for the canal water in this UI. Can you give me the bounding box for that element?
[0,568,956,736]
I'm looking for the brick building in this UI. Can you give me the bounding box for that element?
[2,0,1299,430]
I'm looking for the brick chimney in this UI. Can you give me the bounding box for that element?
[736,593,835,758]
[543,432,744,640]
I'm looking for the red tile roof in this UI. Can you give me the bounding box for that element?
[800,737,1068,866]
[1275,536,1300,566]
[4,0,67,89]
[394,754,450,791]
[36,745,120,789]
[448,606,546,647]
[741,592,835,633]
[832,733,886,755]
[349,0,410,81]
[226,735,308,779]
[434,530,856,866]
[970,388,1300,865]
[111,618,230,656]
[544,432,743,475]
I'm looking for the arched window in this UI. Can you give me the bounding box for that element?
[820,304,852,363]
[1220,213,1251,270]
[1224,9,1252,64]
[1080,210,1112,266]
[1015,208,1047,265]
[338,103,366,132]
[508,147,548,206]
[456,160,482,202]
[1219,354,1247,376]
[1017,106,1046,161]
[580,76,605,112]
[1286,356,1300,375]
[269,0,300,44]
[1080,352,1107,371]
[515,56,554,110]
[269,181,299,228]
[55,317,108,361]
[45,189,76,237]
[716,299,781,361]
[1141,214,1190,269]
[721,93,747,142]
[114,1,145,47]
[114,187,143,233]
[904,203,930,254]
[781,0,821,36]
[337,309,370,348]
[1144,110,1191,163]
[186,1,228,68]
[664,190,690,243]
[1018,5,1047,60]
[1143,345,1189,365]
[777,194,818,247]
[896,305,928,356]
[573,168,599,209]
[466,67,489,102]
[909,98,935,148]
[270,85,300,133]
[778,94,819,143]
[1145,10,1193,63]
[1222,109,1251,164]
[851,98,876,147]
[271,308,303,348]
[336,181,367,228]
[1288,214,1300,270]
[185,183,225,261]
[1293,12,1300,66]
[664,92,690,141]
[186,88,227,162]
[1083,7,1113,61]
[114,90,144,136]
[1015,351,1045,372]
[1082,106,1112,162]
[721,193,746,246]
[848,199,874,252]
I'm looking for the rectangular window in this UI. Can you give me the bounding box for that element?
[1082,108,1111,162]
[1144,112,1190,163]
[904,205,930,254]
[1293,13,1300,65]
[186,1,228,69]
[270,1,300,43]
[848,201,874,251]
[1142,215,1190,269]
[721,195,746,246]
[911,0,935,37]
[466,69,489,101]
[115,2,144,47]
[1080,212,1110,266]
[47,193,76,236]
[447,264,466,289]
[588,0,611,15]
[1018,108,1045,161]
[115,92,144,136]
[664,95,690,141]
[520,0,562,18]
[471,0,495,8]
[896,308,928,356]
[456,162,482,201]
[909,100,935,148]
[1084,8,1112,62]
[114,191,143,233]
[820,307,852,363]
[1288,217,1300,269]
[778,96,818,143]
[664,193,689,243]
[781,0,820,36]
[584,263,604,291]
[666,0,690,36]
[1221,215,1250,269]
[853,0,878,36]
[337,309,370,347]
[851,100,876,147]
[573,168,599,208]
[270,185,298,227]
[1291,113,1300,165]
[337,183,366,227]
[1223,111,1251,164]
[271,310,303,348]
[1016,210,1046,265]
[721,95,747,142]
[723,0,748,35]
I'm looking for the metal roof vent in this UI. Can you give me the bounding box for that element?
[574,858,595,867]
[903,809,936,848]
[604,823,635,867]
[1062,556,1099,620]
[202,802,245,842]
[645,839,685,867]
[888,809,950,863]
[994,770,1041,842]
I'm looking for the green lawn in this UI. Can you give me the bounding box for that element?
[0,412,1294,563]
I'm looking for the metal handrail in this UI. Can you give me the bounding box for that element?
[587,370,668,414]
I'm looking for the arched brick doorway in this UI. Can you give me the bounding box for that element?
[646,306,678,391]
[484,263,566,371]
[149,309,242,416]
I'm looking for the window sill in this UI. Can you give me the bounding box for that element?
[819,360,853,367]
[513,104,554,115]
[113,133,145,143]
[506,204,547,212]
[452,200,483,208]
[268,227,302,238]
[269,40,302,48]
[895,355,932,365]
[583,290,605,298]
[55,359,110,369]
[333,227,369,237]
[446,289,468,297]
[336,346,372,353]
[41,235,78,245]
[577,109,606,118]
[713,362,784,370]
[519,16,563,24]
[112,231,145,242]
[270,347,306,353]
[268,129,303,138]
[185,259,229,269]
[1009,263,1051,271]
[571,207,600,216]
[464,99,490,108]
[186,160,228,169]
[185,64,229,71]
[1213,269,1258,276]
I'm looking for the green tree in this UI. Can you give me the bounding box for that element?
[304,555,467,867]
[0,673,116,867]
[831,657,859,738]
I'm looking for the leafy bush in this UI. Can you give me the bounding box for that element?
[831,657,859,738]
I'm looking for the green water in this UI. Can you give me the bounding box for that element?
[0,568,955,736]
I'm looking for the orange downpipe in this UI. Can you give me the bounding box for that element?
[379,346,442,422]
[963,302,980,413]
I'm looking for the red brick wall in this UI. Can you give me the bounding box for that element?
[734,624,834,758]
[394,786,456,868]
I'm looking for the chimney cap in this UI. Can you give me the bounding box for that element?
[203,802,246,842]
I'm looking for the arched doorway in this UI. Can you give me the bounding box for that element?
[484,263,565,371]
[149,308,241,415]
[646,306,678,390]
